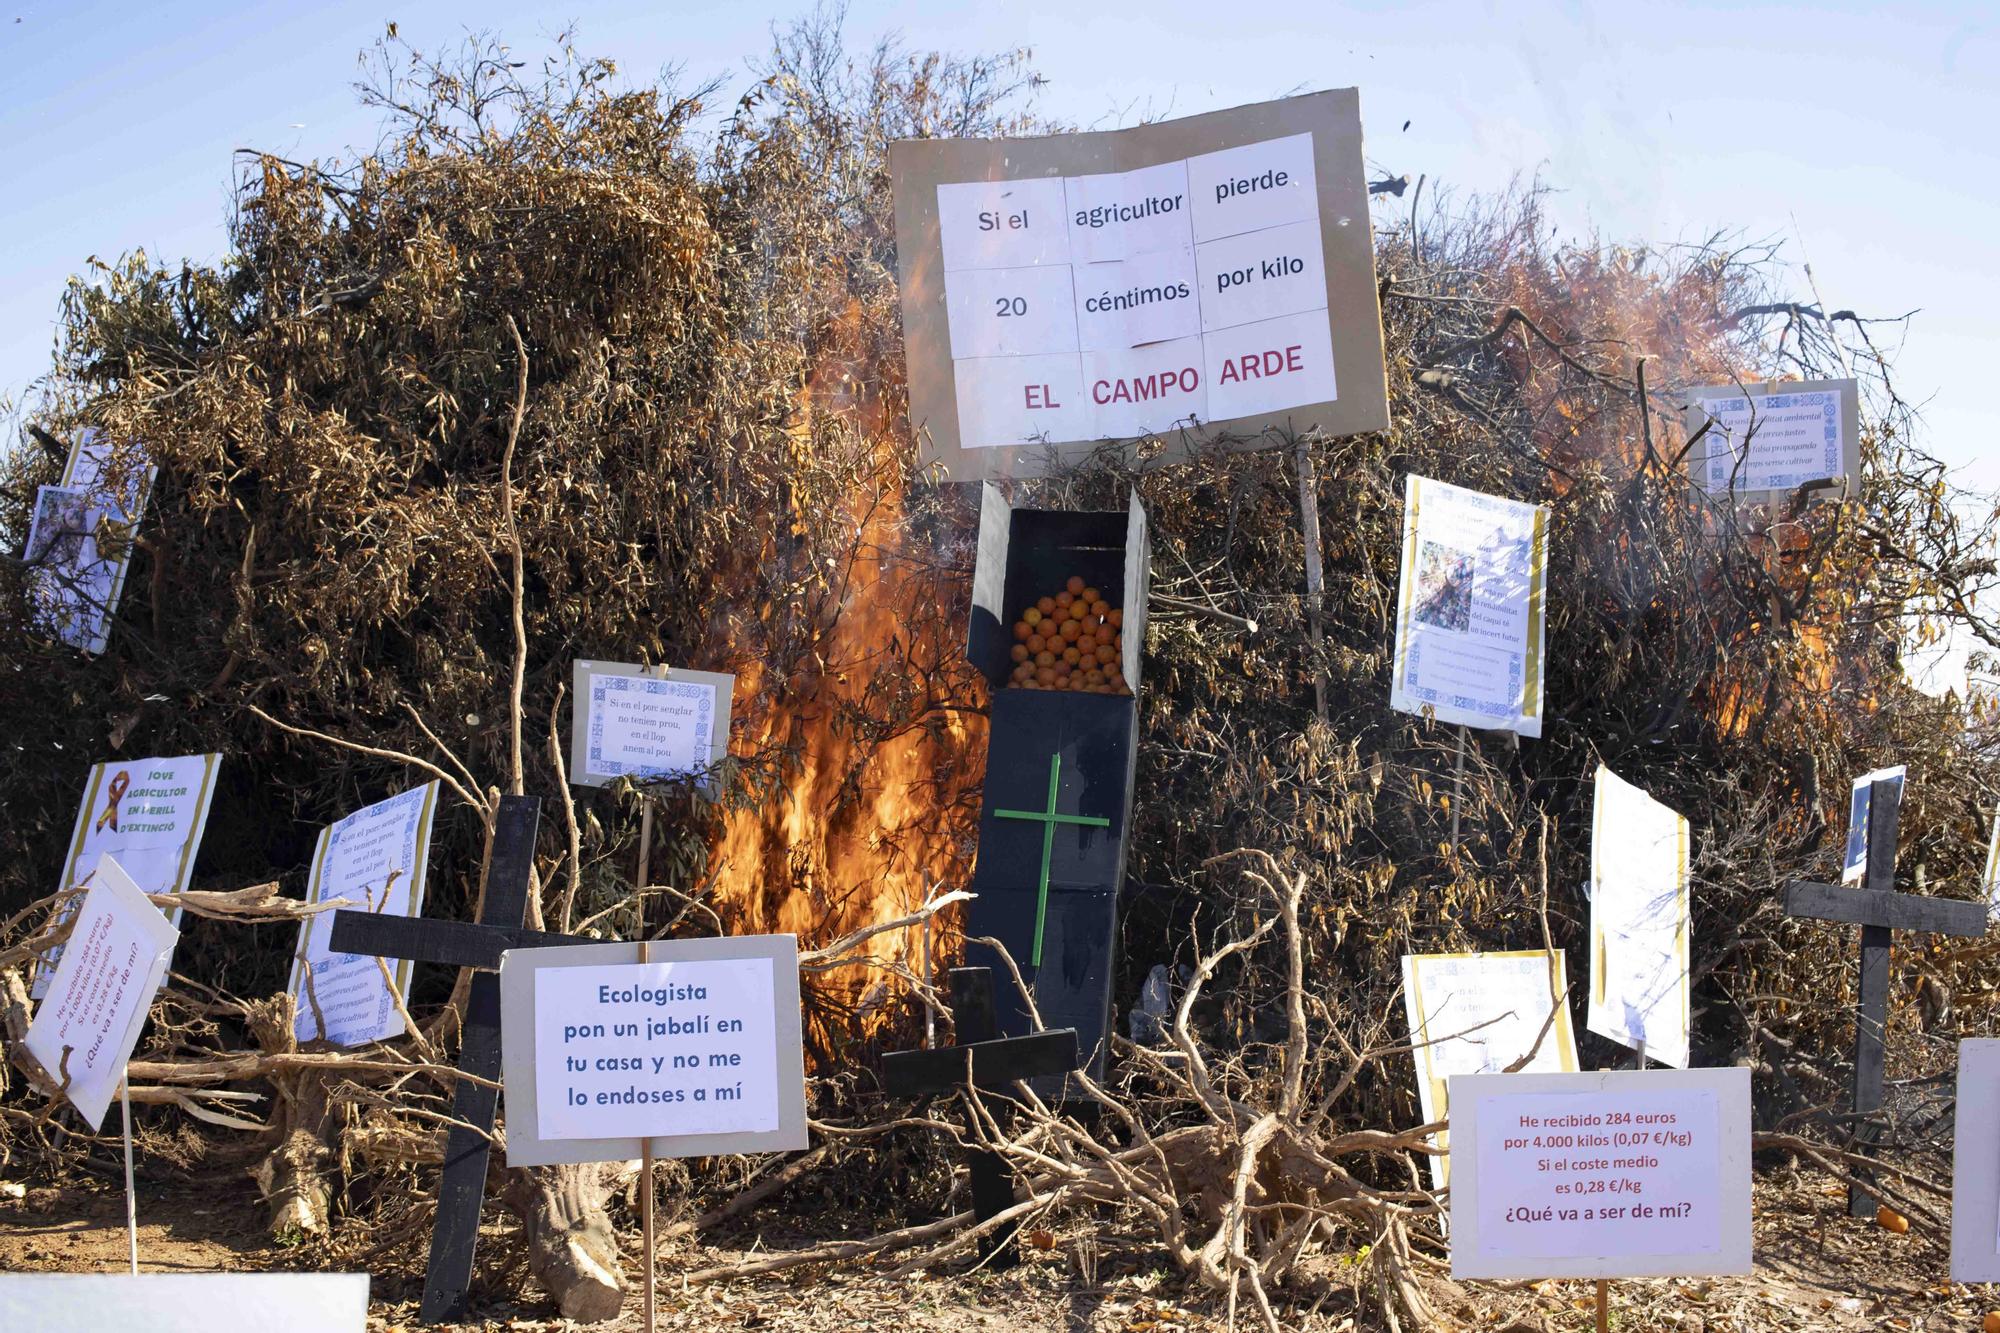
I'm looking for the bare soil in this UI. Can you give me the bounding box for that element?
[0,1163,1985,1331]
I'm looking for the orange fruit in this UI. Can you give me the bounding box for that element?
[1982,1312,2000,1333]
[1010,644,1029,663]
[1026,634,1045,653]
[1023,607,1042,627]
[1877,1206,1910,1234]
[1055,591,1075,611]
[1035,666,1056,685]
[1036,596,1056,616]
[1062,647,1081,666]
[1081,586,1101,604]
[1107,609,1123,628]
[1057,619,1079,640]
[1089,599,1110,620]
[1034,650,1054,667]
[1066,575,1085,595]
[1012,620,1031,641]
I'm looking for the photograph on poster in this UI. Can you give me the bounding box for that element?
[1587,765,1691,1069]
[288,782,439,1047]
[1401,949,1578,1189]
[1448,1067,1752,1279]
[1389,474,1549,737]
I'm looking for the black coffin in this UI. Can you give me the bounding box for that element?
[964,686,1139,1097]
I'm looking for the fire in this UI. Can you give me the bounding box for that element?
[702,300,988,1053]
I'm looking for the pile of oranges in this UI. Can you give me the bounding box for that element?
[1007,576,1130,694]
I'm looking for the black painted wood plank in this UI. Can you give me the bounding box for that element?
[328,911,584,969]
[881,1030,1082,1097]
[418,795,540,1325]
[1781,882,1985,936]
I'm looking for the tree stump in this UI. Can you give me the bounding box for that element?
[246,996,334,1237]
[503,1162,626,1322]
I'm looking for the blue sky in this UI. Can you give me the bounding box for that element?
[3,0,1994,497]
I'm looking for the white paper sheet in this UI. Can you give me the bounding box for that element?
[27,429,156,655]
[1194,216,1328,333]
[37,752,221,998]
[1081,336,1207,440]
[1185,132,1318,243]
[936,176,1072,271]
[1064,158,1194,264]
[944,263,1080,360]
[1402,949,1578,1189]
[533,958,782,1141]
[952,352,1089,450]
[1985,806,2000,918]
[582,673,724,782]
[1689,385,1846,493]
[23,856,178,1130]
[1587,765,1691,1068]
[1071,244,1202,352]
[288,783,439,1047]
[1390,474,1548,737]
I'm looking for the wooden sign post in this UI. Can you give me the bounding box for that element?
[882,967,1080,1265]
[325,796,590,1324]
[1782,776,1986,1217]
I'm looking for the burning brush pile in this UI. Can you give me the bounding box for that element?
[3,19,1999,1327]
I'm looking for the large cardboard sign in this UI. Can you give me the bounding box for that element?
[1681,377,1859,501]
[891,89,1389,481]
[22,428,155,655]
[1390,474,1549,737]
[36,751,221,998]
[498,936,808,1166]
[23,856,178,1130]
[1951,1039,2000,1280]
[1448,1067,1752,1279]
[0,1274,368,1329]
[288,782,440,1047]
[568,659,734,790]
[1402,949,1578,1189]
[1587,765,1691,1068]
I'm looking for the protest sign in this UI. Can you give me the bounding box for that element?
[498,935,808,1166]
[1402,949,1578,1189]
[23,855,178,1130]
[22,428,154,655]
[1951,1038,2000,1280]
[37,751,221,998]
[1842,764,1906,884]
[288,782,440,1046]
[0,1274,368,1329]
[891,89,1388,481]
[1448,1067,1752,1279]
[1682,377,1858,501]
[1587,765,1691,1068]
[569,659,735,790]
[1390,474,1549,737]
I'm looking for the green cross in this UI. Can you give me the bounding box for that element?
[993,752,1111,968]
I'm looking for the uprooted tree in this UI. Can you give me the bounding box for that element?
[4,17,1999,1327]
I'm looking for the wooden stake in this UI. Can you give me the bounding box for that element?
[1449,724,1469,854]
[119,1077,138,1275]
[1594,1278,1609,1332]
[1295,438,1328,725]
[640,935,657,1333]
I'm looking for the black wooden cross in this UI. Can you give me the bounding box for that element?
[326,795,589,1323]
[882,967,1080,1265]
[1783,775,1986,1216]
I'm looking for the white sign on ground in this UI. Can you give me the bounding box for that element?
[891,90,1389,480]
[1842,764,1906,884]
[1682,377,1858,499]
[0,1274,368,1329]
[23,856,178,1130]
[1587,765,1692,1068]
[1985,807,2000,918]
[498,936,808,1166]
[1390,474,1550,737]
[1951,1039,2000,1280]
[569,659,735,790]
[288,782,440,1046]
[1402,949,1578,1189]
[1448,1067,1752,1279]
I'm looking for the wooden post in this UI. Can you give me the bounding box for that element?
[120,1078,138,1275]
[639,937,657,1333]
[1296,438,1329,725]
[1594,1278,1609,1332]
[1449,724,1468,854]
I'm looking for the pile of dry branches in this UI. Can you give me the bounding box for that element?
[4,15,1999,1326]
